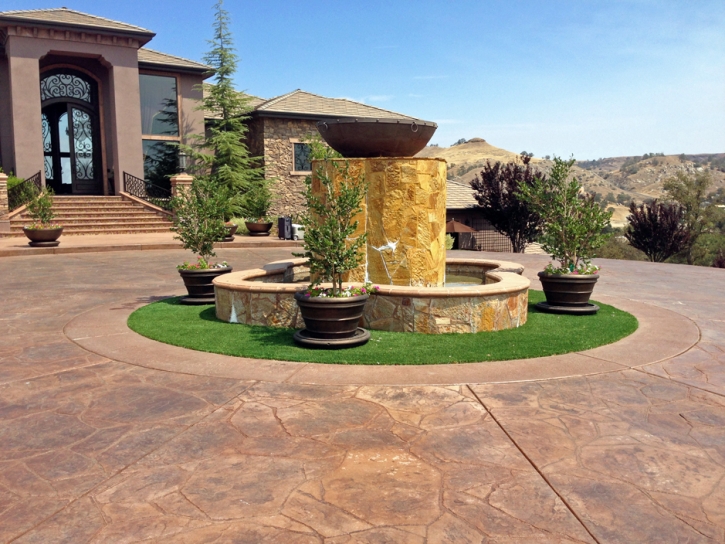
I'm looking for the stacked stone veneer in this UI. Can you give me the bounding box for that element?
[314,157,448,287]
[214,259,529,334]
[247,117,318,218]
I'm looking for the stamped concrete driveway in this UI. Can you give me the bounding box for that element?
[0,248,724,543]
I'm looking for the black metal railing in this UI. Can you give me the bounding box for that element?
[123,172,172,211]
[8,171,42,211]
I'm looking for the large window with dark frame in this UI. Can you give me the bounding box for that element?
[139,74,180,189]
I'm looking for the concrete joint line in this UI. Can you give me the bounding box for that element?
[466,384,602,544]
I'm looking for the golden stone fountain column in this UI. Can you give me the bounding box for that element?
[312,157,447,287]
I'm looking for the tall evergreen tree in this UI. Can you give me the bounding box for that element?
[189,0,267,220]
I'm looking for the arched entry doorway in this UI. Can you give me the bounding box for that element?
[40,70,102,195]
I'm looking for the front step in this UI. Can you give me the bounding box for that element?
[4,195,173,237]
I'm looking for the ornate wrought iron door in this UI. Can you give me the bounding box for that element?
[40,70,102,195]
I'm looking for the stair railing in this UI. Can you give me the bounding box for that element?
[8,171,42,211]
[123,172,172,211]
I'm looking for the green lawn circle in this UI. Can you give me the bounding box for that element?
[127,290,638,365]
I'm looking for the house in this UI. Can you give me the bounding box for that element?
[0,7,434,231]
[244,89,423,217]
[0,8,210,198]
[446,179,512,251]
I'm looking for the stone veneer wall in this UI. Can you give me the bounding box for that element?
[314,158,448,288]
[257,117,318,218]
[214,260,529,334]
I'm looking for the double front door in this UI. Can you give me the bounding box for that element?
[42,103,101,195]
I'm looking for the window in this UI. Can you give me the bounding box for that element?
[139,74,179,136]
[293,142,312,172]
[143,140,179,190]
[140,74,180,187]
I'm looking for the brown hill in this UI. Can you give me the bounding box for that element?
[418,140,725,206]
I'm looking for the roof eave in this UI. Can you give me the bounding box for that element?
[138,62,213,78]
[0,15,156,45]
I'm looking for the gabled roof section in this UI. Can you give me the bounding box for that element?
[254,89,420,121]
[446,180,478,210]
[138,48,212,75]
[0,7,154,38]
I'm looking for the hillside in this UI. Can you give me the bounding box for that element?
[417,139,725,227]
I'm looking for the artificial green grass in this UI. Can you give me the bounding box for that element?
[127,291,638,365]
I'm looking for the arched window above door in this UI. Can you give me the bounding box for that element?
[40,73,92,103]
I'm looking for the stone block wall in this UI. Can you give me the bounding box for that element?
[258,117,318,218]
[314,158,448,287]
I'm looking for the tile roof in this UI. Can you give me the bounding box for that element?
[0,7,154,36]
[254,89,419,120]
[138,48,212,73]
[446,180,478,209]
[202,86,267,119]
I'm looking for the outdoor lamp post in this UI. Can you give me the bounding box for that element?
[178,151,188,173]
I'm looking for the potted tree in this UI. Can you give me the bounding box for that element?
[172,178,232,305]
[242,180,274,236]
[23,188,63,247]
[293,160,376,348]
[518,157,612,314]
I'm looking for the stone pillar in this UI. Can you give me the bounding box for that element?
[313,157,447,287]
[170,173,193,197]
[0,172,9,232]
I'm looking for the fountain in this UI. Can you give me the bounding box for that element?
[214,119,530,334]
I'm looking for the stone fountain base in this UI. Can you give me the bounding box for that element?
[213,258,530,335]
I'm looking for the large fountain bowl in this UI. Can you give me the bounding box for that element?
[316,118,437,158]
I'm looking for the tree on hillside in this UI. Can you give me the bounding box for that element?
[663,170,713,264]
[625,200,689,262]
[469,154,544,253]
[188,0,267,220]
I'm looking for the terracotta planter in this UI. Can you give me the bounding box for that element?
[293,291,370,348]
[223,223,238,242]
[178,266,232,305]
[537,272,599,314]
[245,222,273,236]
[23,226,63,247]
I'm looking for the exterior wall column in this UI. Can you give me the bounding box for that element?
[0,172,9,232]
[107,52,144,194]
[5,43,44,184]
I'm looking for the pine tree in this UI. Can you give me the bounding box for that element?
[189,0,267,221]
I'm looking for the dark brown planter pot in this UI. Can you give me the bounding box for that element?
[223,223,238,242]
[23,226,63,247]
[537,272,600,314]
[178,266,232,305]
[245,222,273,237]
[293,291,370,348]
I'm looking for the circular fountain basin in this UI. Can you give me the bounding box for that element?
[214,258,530,334]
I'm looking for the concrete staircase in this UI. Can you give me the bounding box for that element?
[5,196,173,237]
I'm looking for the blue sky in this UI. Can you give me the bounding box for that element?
[5,0,724,159]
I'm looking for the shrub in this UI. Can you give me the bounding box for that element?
[517,156,612,273]
[470,154,544,253]
[26,188,56,227]
[624,200,689,262]
[295,161,367,296]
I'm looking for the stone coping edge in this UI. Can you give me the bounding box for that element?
[64,293,700,386]
[213,257,530,297]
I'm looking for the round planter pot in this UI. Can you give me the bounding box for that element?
[23,226,63,247]
[178,266,232,305]
[293,291,370,348]
[223,223,238,242]
[245,222,273,237]
[537,272,599,315]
